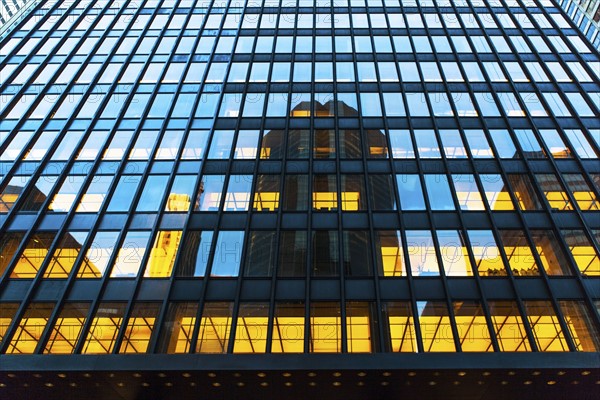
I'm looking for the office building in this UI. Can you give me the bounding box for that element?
[0,0,599,398]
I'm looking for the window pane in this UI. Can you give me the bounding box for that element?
[144,231,182,277]
[233,303,269,353]
[156,302,198,353]
[424,174,455,210]
[406,230,439,276]
[383,302,417,352]
[82,303,126,354]
[346,302,374,353]
[310,303,341,353]
[417,301,456,352]
[272,302,305,353]
[312,231,339,276]
[196,302,233,353]
[6,303,54,354]
[223,175,253,211]
[119,303,161,354]
[196,175,225,211]
[245,231,276,277]
[558,301,600,352]
[176,231,214,277]
[110,231,151,278]
[523,301,569,352]
[436,230,473,276]
[488,301,531,351]
[453,301,493,352]
[278,231,307,277]
[211,231,244,276]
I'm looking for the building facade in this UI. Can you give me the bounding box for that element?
[557,0,600,48]
[0,0,599,398]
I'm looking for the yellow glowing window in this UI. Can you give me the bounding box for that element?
[291,110,310,117]
[571,191,599,211]
[417,301,456,352]
[340,191,360,211]
[233,303,269,353]
[253,192,280,211]
[165,193,191,212]
[385,302,417,352]
[82,303,125,354]
[157,303,198,354]
[43,231,89,278]
[376,231,405,277]
[272,303,305,353]
[524,301,569,352]
[436,230,473,277]
[313,191,337,210]
[562,230,599,276]
[480,175,515,210]
[0,232,25,276]
[119,303,160,354]
[11,233,56,278]
[44,303,90,354]
[0,303,19,344]
[196,302,233,353]
[6,303,54,354]
[144,230,182,278]
[488,301,531,352]
[346,303,373,353]
[453,302,493,352]
[310,303,341,353]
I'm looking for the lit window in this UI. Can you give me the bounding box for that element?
[488,301,531,351]
[196,302,233,353]
[233,303,269,353]
[6,303,54,354]
[416,301,456,352]
[310,303,341,353]
[44,303,90,354]
[523,301,569,352]
[272,303,305,353]
[157,303,198,353]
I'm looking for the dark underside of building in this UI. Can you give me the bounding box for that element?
[1,353,599,399]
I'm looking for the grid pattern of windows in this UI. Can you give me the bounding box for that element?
[0,0,599,356]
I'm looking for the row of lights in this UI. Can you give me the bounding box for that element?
[1,371,597,389]
[2,379,599,389]
[3,370,594,379]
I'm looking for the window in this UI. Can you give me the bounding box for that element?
[417,301,456,352]
[310,303,341,353]
[233,303,269,353]
[397,174,425,210]
[245,232,276,277]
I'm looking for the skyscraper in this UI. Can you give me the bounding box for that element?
[0,0,599,398]
[557,0,600,48]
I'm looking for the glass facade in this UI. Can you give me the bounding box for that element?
[0,0,599,396]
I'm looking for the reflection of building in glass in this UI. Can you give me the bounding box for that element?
[0,0,599,397]
[557,0,600,48]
